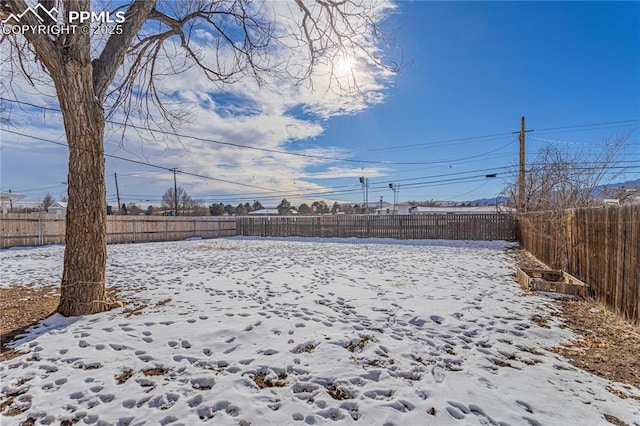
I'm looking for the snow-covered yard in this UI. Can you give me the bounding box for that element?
[1,237,639,425]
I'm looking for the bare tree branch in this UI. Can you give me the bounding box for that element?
[92,0,157,101]
[502,131,634,212]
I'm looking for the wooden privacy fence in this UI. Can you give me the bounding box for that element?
[236,214,517,241]
[518,205,639,324]
[1,213,517,248]
[0,213,236,248]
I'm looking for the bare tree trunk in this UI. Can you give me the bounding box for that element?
[55,60,110,316]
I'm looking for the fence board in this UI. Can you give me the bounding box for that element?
[518,205,639,324]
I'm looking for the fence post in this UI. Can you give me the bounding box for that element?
[37,216,42,246]
[132,219,136,243]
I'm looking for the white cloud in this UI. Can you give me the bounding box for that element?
[302,166,392,180]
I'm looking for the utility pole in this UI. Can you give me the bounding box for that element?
[114,173,121,215]
[514,116,532,213]
[171,168,178,216]
[379,196,383,215]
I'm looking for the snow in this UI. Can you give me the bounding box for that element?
[1,237,639,425]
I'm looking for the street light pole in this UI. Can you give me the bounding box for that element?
[389,183,399,214]
[359,176,369,214]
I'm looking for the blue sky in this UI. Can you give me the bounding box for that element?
[1,0,639,208]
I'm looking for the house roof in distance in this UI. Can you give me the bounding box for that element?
[409,206,513,214]
[0,191,25,202]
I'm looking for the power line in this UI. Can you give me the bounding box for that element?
[531,119,640,134]
[0,97,574,166]
[1,128,284,193]
[3,97,638,203]
[6,184,66,193]
[1,97,515,166]
[361,133,514,153]
[529,134,639,147]
[8,123,633,203]
[2,127,519,202]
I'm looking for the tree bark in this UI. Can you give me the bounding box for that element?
[54,59,110,316]
[2,0,155,316]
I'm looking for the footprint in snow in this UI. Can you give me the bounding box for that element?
[431,365,446,383]
[363,389,394,400]
[516,400,534,413]
[223,344,240,354]
[478,377,496,389]
[41,377,67,392]
[447,401,471,414]
[468,404,498,424]
[187,394,203,407]
[430,315,445,324]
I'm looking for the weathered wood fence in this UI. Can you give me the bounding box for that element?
[237,214,517,240]
[519,205,639,324]
[0,214,236,248]
[1,213,516,249]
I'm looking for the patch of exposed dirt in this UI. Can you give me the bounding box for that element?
[508,246,640,391]
[552,298,640,391]
[143,367,168,376]
[0,284,122,362]
[115,369,134,385]
[327,384,353,400]
[0,285,59,362]
[252,372,286,389]
[346,334,375,352]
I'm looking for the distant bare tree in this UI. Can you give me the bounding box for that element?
[161,186,188,215]
[503,132,633,212]
[1,0,397,315]
[128,203,141,216]
[40,192,55,212]
[181,196,207,216]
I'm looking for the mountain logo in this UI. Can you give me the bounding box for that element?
[1,3,58,24]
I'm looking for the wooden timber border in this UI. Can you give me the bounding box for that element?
[516,266,590,298]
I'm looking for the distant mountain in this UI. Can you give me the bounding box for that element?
[465,196,508,206]
[593,179,640,198]
[597,179,640,189]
